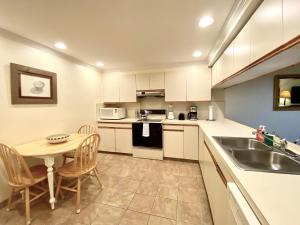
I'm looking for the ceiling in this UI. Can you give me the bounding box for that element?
[0,0,235,71]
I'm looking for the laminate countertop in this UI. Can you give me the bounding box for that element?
[198,119,300,225]
[98,118,200,125]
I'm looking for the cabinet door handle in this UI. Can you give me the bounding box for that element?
[204,141,227,187]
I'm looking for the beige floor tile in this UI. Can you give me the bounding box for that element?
[151,197,177,220]
[177,202,202,224]
[98,188,134,209]
[158,184,178,200]
[178,177,201,189]
[148,215,176,225]
[90,203,125,225]
[119,210,149,225]
[178,187,206,203]
[136,181,159,196]
[128,194,155,214]
[112,177,140,192]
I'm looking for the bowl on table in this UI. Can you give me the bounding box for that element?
[46,134,70,144]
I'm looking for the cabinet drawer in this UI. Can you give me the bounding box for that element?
[98,123,132,129]
[163,125,184,131]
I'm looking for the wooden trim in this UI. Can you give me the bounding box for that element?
[163,123,198,126]
[204,141,227,186]
[115,127,132,130]
[98,126,116,129]
[213,35,300,87]
[10,63,57,104]
[163,129,184,132]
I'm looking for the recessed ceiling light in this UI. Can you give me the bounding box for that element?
[198,16,214,28]
[96,62,104,67]
[54,42,67,50]
[193,50,202,58]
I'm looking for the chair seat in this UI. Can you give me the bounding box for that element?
[22,165,48,186]
[57,161,93,178]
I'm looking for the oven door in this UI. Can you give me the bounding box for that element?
[132,123,162,148]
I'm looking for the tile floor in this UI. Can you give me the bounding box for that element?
[0,153,213,225]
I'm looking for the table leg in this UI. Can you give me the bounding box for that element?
[44,156,55,210]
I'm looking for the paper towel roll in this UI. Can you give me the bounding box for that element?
[208,105,214,121]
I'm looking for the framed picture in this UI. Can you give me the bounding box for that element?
[10,63,57,104]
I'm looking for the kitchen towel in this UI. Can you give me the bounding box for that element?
[142,122,150,137]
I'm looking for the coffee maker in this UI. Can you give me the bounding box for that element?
[187,106,198,121]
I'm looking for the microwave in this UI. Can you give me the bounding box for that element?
[99,108,126,120]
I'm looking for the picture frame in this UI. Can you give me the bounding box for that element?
[10,63,57,104]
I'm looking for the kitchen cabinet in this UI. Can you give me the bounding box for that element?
[165,70,187,102]
[98,123,133,153]
[102,72,120,103]
[149,72,164,89]
[98,127,116,152]
[186,67,211,101]
[198,127,205,165]
[216,55,225,84]
[211,63,218,86]
[165,65,211,102]
[183,126,198,160]
[136,72,164,90]
[283,0,300,42]
[233,22,251,72]
[202,141,232,225]
[119,73,136,102]
[163,127,184,158]
[250,0,283,62]
[136,73,150,90]
[115,128,132,154]
[222,42,235,79]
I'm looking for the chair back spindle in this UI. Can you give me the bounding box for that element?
[73,134,100,173]
[0,144,34,187]
[77,125,97,135]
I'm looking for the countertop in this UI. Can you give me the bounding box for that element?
[198,119,300,225]
[98,118,200,125]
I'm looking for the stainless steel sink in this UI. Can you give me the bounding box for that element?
[213,136,271,151]
[213,136,300,175]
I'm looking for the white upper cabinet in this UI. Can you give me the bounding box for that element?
[165,70,187,102]
[216,55,225,84]
[283,0,300,42]
[149,72,165,90]
[102,72,120,103]
[234,22,251,71]
[186,66,211,101]
[222,43,235,79]
[212,63,218,87]
[119,73,136,102]
[136,72,164,90]
[250,0,283,61]
[136,73,150,90]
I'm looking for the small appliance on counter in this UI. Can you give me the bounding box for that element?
[99,107,126,120]
[167,104,175,120]
[187,106,198,121]
[207,105,215,121]
[178,113,185,120]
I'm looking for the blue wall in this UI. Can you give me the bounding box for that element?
[224,66,300,142]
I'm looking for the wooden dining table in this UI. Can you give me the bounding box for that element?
[13,133,88,210]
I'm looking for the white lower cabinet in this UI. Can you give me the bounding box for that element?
[98,127,116,152]
[163,125,198,160]
[163,130,184,158]
[202,141,235,225]
[115,128,132,154]
[183,126,198,160]
[98,123,132,153]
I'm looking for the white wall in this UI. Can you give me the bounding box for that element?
[0,30,102,202]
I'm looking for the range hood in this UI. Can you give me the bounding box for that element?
[136,90,165,97]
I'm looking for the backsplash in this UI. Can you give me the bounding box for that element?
[102,90,225,120]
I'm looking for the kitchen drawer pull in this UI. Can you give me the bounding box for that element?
[163,129,184,132]
[204,141,227,187]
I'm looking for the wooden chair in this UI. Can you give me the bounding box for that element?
[62,124,97,164]
[0,143,49,225]
[55,133,103,213]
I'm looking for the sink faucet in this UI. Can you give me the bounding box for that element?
[279,138,287,151]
